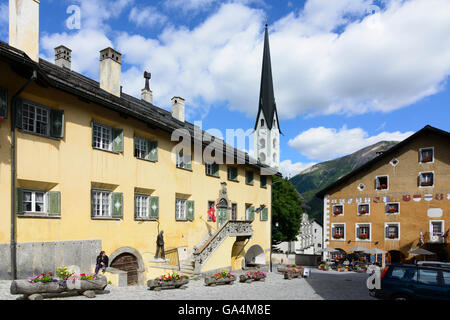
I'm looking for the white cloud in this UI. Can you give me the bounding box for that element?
[163,0,217,12]
[38,0,450,121]
[288,126,414,161]
[129,6,168,28]
[279,159,317,178]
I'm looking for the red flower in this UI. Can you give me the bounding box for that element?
[80,273,86,276]
[41,273,46,276]
[49,273,54,277]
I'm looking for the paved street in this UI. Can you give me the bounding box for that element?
[0,267,375,300]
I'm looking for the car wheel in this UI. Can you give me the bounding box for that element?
[392,294,409,301]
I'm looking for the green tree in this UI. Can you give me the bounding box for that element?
[272,175,303,245]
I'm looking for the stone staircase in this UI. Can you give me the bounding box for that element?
[179,258,195,276]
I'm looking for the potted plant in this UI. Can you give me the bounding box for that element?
[358,233,369,240]
[388,207,397,214]
[359,209,368,215]
[147,271,189,291]
[240,270,267,283]
[389,234,398,239]
[333,209,342,215]
[377,184,387,190]
[422,156,432,163]
[205,270,236,286]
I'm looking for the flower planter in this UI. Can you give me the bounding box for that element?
[147,278,189,291]
[10,275,108,300]
[204,275,236,286]
[283,270,302,280]
[239,271,267,283]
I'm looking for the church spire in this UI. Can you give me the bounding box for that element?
[255,24,280,132]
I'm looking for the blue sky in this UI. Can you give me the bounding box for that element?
[1,0,449,177]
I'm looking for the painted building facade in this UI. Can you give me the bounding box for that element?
[0,0,279,283]
[317,126,450,264]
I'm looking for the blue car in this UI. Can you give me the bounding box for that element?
[369,263,450,300]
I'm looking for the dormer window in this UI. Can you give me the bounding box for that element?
[261,119,264,127]
[419,147,434,163]
[375,176,388,190]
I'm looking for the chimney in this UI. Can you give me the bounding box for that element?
[99,47,122,97]
[54,45,72,69]
[171,97,185,122]
[141,71,153,104]
[9,0,40,62]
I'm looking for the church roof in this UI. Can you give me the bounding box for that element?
[254,25,281,133]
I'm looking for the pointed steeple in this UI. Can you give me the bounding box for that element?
[254,24,280,132]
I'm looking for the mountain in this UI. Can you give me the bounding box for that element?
[290,141,399,224]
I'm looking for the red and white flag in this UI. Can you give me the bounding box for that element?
[207,199,225,222]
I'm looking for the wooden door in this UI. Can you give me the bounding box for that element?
[111,253,139,286]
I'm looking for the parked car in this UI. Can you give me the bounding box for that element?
[369,263,450,300]
[417,261,450,269]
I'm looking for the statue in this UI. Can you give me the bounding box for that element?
[154,230,165,260]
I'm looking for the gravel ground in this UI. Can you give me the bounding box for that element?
[0,268,374,301]
[0,270,322,301]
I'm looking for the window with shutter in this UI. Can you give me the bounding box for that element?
[187,200,195,221]
[260,207,268,221]
[246,205,255,221]
[176,198,187,220]
[0,88,7,119]
[112,128,123,153]
[47,191,61,215]
[111,192,123,218]
[228,167,238,181]
[50,109,65,138]
[135,194,149,219]
[91,190,113,218]
[149,196,159,219]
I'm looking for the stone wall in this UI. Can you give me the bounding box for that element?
[0,239,101,279]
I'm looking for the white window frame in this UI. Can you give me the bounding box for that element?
[135,194,150,218]
[356,223,371,242]
[375,175,389,191]
[357,203,370,216]
[22,189,47,213]
[332,204,344,216]
[22,102,51,136]
[430,220,444,238]
[176,198,187,221]
[331,223,346,241]
[419,171,434,188]
[419,147,434,164]
[92,122,113,151]
[386,202,400,215]
[92,190,112,217]
[134,135,149,160]
[385,222,400,240]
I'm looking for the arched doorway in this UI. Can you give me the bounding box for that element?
[109,247,145,286]
[111,253,139,286]
[244,244,265,268]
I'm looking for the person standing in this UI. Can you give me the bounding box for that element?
[155,230,165,260]
[95,251,109,274]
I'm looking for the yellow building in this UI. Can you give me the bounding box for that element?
[316,125,450,264]
[0,0,279,285]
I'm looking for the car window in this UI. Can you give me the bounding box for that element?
[388,267,416,281]
[418,269,440,286]
[443,271,450,287]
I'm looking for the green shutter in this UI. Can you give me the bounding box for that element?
[15,98,23,129]
[185,154,192,170]
[186,200,194,221]
[149,196,159,219]
[112,128,123,153]
[16,188,24,214]
[261,207,268,221]
[213,163,219,177]
[248,206,255,221]
[50,109,64,138]
[111,193,123,218]
[148,140,158,162]
[48,191,61,215]
[0,88,7,119]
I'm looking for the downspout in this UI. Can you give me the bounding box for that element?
[10,70,37,280]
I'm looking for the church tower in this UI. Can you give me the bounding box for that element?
[254,24,281,170]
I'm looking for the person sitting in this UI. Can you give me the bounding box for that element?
[95,251,109,274]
